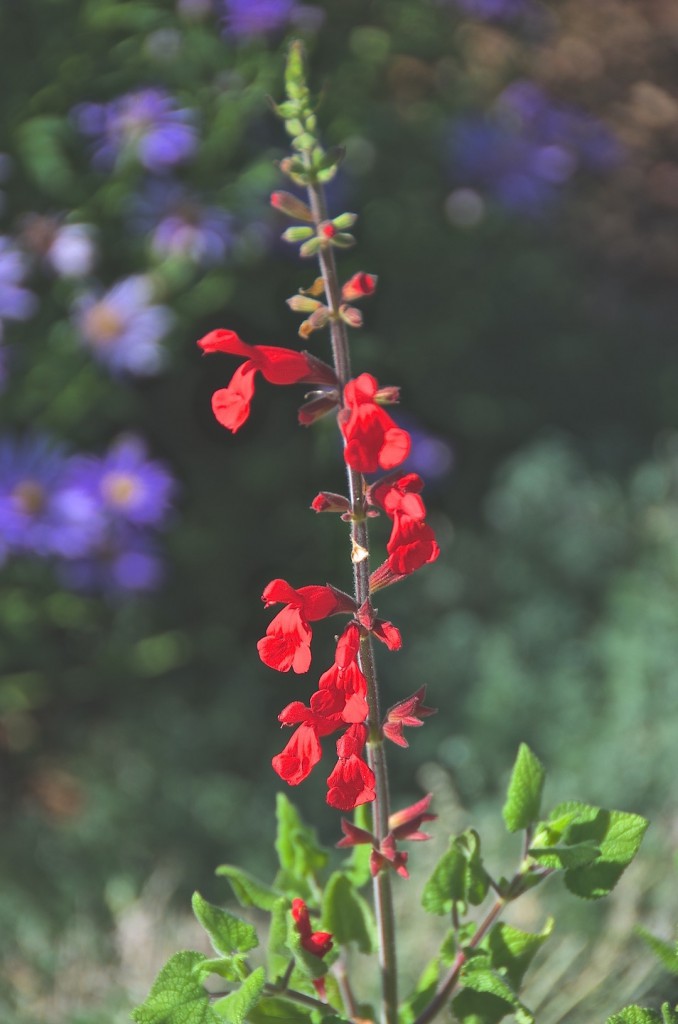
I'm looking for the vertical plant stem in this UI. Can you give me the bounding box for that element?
[304,171,399,1024]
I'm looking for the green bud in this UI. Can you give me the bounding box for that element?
[292,132,317,152]
[299,237,322,258]
[332,212,358,231]
[281,226,314,243]
[330,232,356,249]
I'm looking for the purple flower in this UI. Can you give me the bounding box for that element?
[0,436,103,559]
[0,236,38,338]
[73,275,174,375]
[448,81,623,215]
[391,414,454,482]
[129,180,234,265]
[219,0,295,36]
[48,223,97,278]
[66,436,175,529]
[57,437,175,594]
[58,524,165,594]
[448,0,538,22]
[72,89,198,174]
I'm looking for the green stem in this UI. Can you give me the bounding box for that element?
[304,165,398,1024]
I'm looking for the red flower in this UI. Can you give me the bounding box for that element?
[291,899,333,958]
[257,579,354,674]
[340,374,411,473]
[271,722,323,785]
[198,329,336,433]
[370,473,440,577]
[327,725,375,810]
[383,686,437,748]
[341,272,377,302]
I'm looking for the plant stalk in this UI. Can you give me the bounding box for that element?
[304,169,399,1024]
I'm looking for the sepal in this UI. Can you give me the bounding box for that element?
[271,192,314,221]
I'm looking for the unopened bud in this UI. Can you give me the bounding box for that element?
[287,295,323,313]
[319,221,337,239]
[299,236,322,258]
[331,212,358,231]
[311,492,351,514]
[339,304,363,329]
[281,226,314,243]
[301,277,326,298]
[271,191,314,222]
[298,389,340,426]
[374,385,400,405]
[330,232,355,249]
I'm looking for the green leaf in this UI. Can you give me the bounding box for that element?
[528,841,600,870]
[192,892,258,956]
[606,1008,663,1023]
[17,117,74,199]
[321,872,376,953]
[399,958,441,1024]
[246,997,313,1024]
[216,866,283,912]
[485,918,554,990]
[267,899,292,981]
[342,805,373,888]
[275,794,328,882]
[637,927,678,974]
[213,967,266,1024]
[547,802,648,899]
[452,962,534,1024]
[421,829,490,915]
[502,744,546,833]
[662,1004,678,1024]
[131,951,221,1024]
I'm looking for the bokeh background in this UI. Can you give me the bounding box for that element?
[2,0,678,1020]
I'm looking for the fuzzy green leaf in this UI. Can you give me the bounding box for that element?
[606,1008,663,1023]
[547,802,648,899]
[527,841,600,871]
[212,967,265,1023]
[192,892,258,956]
[216,866,282,912]
[267,899,292,981]
[637,928,678,975]
[421,829,490,915]
[246,997,313,1024]
[485,919,553,990]
[452,961,534,1024]
[275,794,328,881]
[131,951,220,1024]
[321,872,376,953]
[502,744,546,833]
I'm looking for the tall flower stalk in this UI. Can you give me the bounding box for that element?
[133,42,650,1024]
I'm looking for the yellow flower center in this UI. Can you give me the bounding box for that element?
[83,303,124,345]
[12,480,46,516]
[102,471,139,507]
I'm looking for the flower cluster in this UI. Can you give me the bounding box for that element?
[0,435,175,592]
[198,238,441,811]
[449,80,622,215]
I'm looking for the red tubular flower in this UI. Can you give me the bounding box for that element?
[383,686,437,747]
[370,473,440,577]
[341,272,377,302]
[198,329,336,433]
[291,899,333,958]
[257,579,355,674]
[389,793,437,841]
[272,722,323,785]
[326,754,376,810]
[340,373,411,473]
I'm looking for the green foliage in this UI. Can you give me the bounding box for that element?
[191,892,258,956]
[321,872,376,953]
[131,951,222,1024]
[421,828,490,915]
[452,953,534,1024]
[532,802,648,899]
[605,1007,669,1024]
[274,794,329,894]
[502,744,545,833]
[215,867,283,913]
[484,919,553,991]
[212,968,266,1024]
[637,927,678,975]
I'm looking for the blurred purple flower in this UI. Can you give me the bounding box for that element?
[448,80,623,215]
[73,275,174,375]
[449,0,538,22]
[58,524,165,594]
[0,436,103,559]
[392,414,455,482]
[48,223,97,277]
[66,436,175,529]
[57,437,175,593]
[0,236,38,338]
[220,0,294,35]
[72,89,198,173]
[129,180,234,264]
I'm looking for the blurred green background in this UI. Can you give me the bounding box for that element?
[2,0,678,1020]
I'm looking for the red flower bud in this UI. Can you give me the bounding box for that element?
[341,272,377,302]
[270,191,314,222]
[320,221,337,239]
[311,491,351,514]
